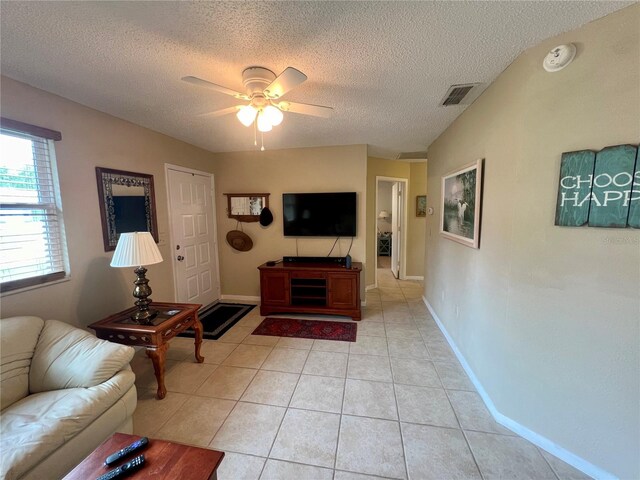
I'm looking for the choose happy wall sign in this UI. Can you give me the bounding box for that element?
[555,144,639,228]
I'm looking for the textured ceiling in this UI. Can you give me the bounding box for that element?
[0,1,631,158]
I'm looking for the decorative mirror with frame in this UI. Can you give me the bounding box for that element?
[224,193,270,222]
[96,167,159,251]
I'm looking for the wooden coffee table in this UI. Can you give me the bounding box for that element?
[63,433,224,480]
[90,302,203,399]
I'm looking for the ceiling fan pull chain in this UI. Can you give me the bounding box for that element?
[261,132,265,152]
[254,120,258,146]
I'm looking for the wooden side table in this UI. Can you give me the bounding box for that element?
[63,433,225,480]
[90,302,203,399]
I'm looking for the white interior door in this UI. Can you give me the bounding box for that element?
[167,167,220,306]
[391,182,402,279]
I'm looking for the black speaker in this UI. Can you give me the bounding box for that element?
[283,256,346,265]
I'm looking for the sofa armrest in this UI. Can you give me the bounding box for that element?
[30,320,135,393]
[0,316,45,410]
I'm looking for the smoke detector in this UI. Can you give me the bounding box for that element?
[543,44,577,72]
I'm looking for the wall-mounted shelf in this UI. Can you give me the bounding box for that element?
[224,193,270,222]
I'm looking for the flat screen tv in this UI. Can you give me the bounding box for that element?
[283,192,356,237]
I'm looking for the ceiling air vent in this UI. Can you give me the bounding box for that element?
[440,83,483,106]
[397,151,428,161]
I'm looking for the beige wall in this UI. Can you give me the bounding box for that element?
[424,6,639,479]
[0,76,218,328]
[211,145,367,298]
[407,162,427,278]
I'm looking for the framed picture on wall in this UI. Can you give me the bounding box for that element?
[440,159,483,249]
[416,195,427,217]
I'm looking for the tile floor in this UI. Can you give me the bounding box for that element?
[130,268,589,480]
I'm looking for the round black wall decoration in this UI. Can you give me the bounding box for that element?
[259,207,273,227]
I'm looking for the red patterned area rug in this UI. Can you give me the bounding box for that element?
[252,317,357,342]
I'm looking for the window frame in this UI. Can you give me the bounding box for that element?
[0,117,68,293]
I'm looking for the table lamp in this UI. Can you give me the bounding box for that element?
[110,231,163,322]
[378,210,390,234]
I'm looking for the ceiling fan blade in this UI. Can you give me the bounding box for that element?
[277,101,333,118]
[198,106,242,117]
[264,67,307,99]
[182,76,249,100]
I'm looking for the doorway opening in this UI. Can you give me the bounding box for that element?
[375,176,408,287]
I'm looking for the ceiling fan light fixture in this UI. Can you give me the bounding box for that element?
[236,105,257,127]
[183,66,332,150]
[257,112,272,132]
[264,105,283,126]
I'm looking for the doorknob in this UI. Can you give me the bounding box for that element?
[177,255,184,262]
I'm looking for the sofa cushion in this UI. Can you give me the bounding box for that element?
[30,319,135,393]
[0,317,45,411]
[0,369,135,480]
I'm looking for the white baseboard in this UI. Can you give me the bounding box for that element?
[365,284,377,291]
[220,295,260,304]
[422,296,616,480]
[404,275,424,281]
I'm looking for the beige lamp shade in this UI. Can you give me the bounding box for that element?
[110,232,163,268]
[378,210,390,219]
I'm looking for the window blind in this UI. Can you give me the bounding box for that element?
[0,126,67,292]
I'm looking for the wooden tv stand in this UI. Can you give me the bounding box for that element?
[258,261,362,320]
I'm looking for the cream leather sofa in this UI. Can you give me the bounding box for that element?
[0,316,137,480]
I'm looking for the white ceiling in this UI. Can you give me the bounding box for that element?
[0,1,631,158]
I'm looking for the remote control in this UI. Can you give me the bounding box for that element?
[104,437,148,467]
[96,455,145,480]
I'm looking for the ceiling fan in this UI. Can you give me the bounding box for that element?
[182,66,333,148]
